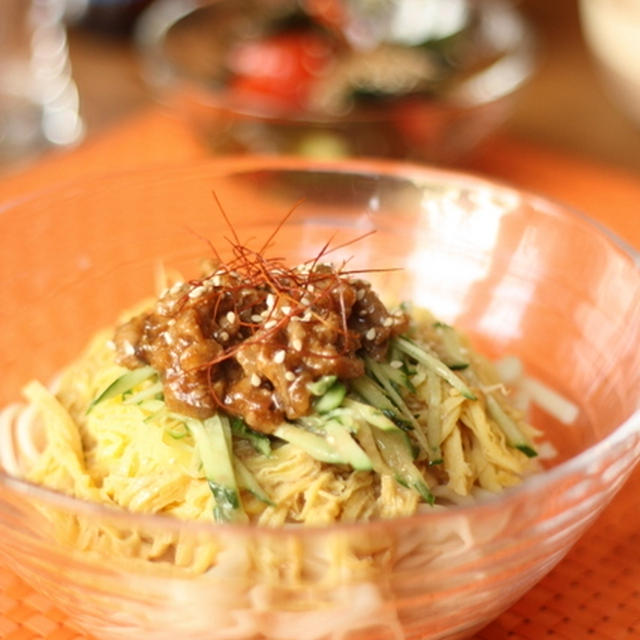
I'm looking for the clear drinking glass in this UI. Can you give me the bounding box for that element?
[0,0,84,164]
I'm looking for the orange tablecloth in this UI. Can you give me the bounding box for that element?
[1,108,639,640]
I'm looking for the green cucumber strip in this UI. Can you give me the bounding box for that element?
[355,422,392,474]
[350,376,412,430]
[342,398,400,432]
[433,322,469,370]
[123,381,164,405]
[307,375,338,396]
[298,408,357,434]
[88,366,156,411]
[314,381,347,414]
[394,337,477,400]
[378,361,414,392]
[187,415,247,523]
[425,370,443,463]
[230,416,272,456]
[166,427,189,440]
[516,444,538,458]
[164,418,189,439]
[486,394,537,458]
[138,399,165,413]
[324,420,372,471]
[350,375,395,411]
[365,358,430,454]
[274,424,343,464]
[234,458,274,505]
[373,429,434,504]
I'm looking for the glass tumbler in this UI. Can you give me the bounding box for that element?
[0,0,84,164]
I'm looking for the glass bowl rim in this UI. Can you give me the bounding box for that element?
[1,154,639,537]
[134,0,537,123]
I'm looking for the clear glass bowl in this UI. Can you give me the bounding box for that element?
[135,0,535,163]
[1,157,639,640]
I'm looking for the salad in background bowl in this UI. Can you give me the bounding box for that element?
[136,0,535,162]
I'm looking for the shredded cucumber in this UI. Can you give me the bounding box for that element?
[393,337,477,400]
[274,423,343,464]
[230,417,271,456]
[187,415,248,523]
[365,357,430,454]
[88,366,156,412]
[342,398,400,432]
[486,394,537,458]
[425,370,444,464]
[324,420,372,471]
[350,376,413,430]
[307,375,338,396]
[373,429,434,504]
[433,322,469,370]
[234,458,274,505]
[314,381,347,413]
[123,381,164,405]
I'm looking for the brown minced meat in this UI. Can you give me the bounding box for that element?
[113,263,407,433]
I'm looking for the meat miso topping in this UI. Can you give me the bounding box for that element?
[114,262,408,433]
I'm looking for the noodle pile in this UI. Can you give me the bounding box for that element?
[0,305,541,546]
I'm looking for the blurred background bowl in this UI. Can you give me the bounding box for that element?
[1,157,640,640]
[135,0,535,163]
[579,0,640,129]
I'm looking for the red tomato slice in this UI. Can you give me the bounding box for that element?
[227,30,334,111]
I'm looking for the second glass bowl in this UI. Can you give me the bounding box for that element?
[136,0,535,162]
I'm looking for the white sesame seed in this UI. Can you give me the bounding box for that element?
[300,296,311,306]
[307,284,315,293]
[251,314,263,323]
[265,320,277,329]
[106,340,116,350]
[302,310,313,322]
[274,350,286,364]
[365,328,376,341]
[212,275,221,287]
[219,331,229,342]
[292,338,303,351]
[169,282,183,294]
[390,360,403,369]
[356,289,366,300]
[382,317,394,327]
[159,287,170,298]
[250,373,261,387]
[164,332,174,345]
[285,371,295,382]
[189,285,206,299]
[359,309,368,317]
[226,311,236,324]
[266,294,276,309]
[281,305,291,315]
[123,341,135,356]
